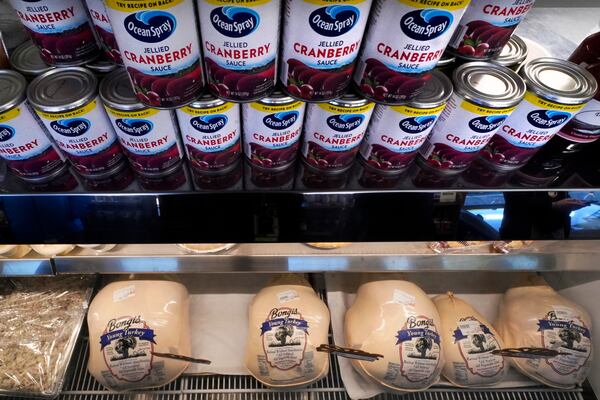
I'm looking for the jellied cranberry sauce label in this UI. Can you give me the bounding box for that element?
[448,0,536,59]
[353,0,469,103]
[176,102,241,171]
[0,101,64,178]
[243,101,306,169]
[556,98,600,143]
[281,0,372,101]
[360,102,445,171]
[483,92,585,169]
[419,94,516,172]
[35,98,124,175]
[105,106,183,175]
[105,0,204,108]
[200,0,280,101]
[85,0,122,64]
[9,0,100,66]
[302,101,374,170]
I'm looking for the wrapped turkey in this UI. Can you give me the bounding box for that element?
[244,275,330,388]
[345,280,443,392]
[433,293,508,387]
[496,282,593,388]
[87,280,191,391]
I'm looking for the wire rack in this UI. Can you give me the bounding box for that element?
[56,336,589,400]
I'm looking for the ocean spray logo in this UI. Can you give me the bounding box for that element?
[309,5,359,37]
[327,114,364,132]
[399,116,436,134]
[263,111,299,130]
[0,125,15,142]
[125,11,176,43]
[115,119,153,136]
[400,9,453,41]
[527,110,571,129]
[50,118,90,137]
[469,115,507,133]
[191,114,228,133]
[211,7,259,38]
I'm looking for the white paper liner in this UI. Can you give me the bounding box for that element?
[325,273,540,400]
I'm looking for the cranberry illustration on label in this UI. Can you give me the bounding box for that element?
[85,0,122,64]
[280,1,372,101]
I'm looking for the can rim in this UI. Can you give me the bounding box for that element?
[329,91,370,108]
[453,62,526,109]
[493,35,528,68]
[409,70,453,109]
[135,160,184,178]
[27,67,98,113]
[99,68,146,111]
[75,160,129,180]
[258,90,298,106]
[358,155,408,176]
[520,57,598,105]
[86,59,119,74]
[301,157,353,175]
[0,70,27,114]
[192,158,242,175]
[16,162,69,184]
[9,40,54,77]
[186,93,227,109]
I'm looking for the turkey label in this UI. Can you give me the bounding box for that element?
[395,315,441,382]
[538,309,592,375]
[100,315,157,382]
[453,318,504,380]
[261,307,309,370]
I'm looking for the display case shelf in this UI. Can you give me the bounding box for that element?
[0,256,53,276]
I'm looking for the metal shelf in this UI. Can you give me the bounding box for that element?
[0,256,53,276]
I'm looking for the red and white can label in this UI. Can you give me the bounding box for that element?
[105,106,183,175]
[0,101,64,178]
[35,98,124,175]
[176,102,241,171]
[85,0,122,64]
[105,0,204,108]
[556,98,600,143]
[448,0,536,59]
[484,92,585,169]
[360,102,445,170]
[9,0,100,66]
[280,0,372,101]
[302,101,374,170]
[419,94,516,172]
[199,0,280,101]
[243,101,306,169]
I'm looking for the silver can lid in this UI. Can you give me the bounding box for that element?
[329,91,371,108]
[9,40,54,77]
[258,90,298,106]
[409,70,453,109]
[0,70,27,114]
[86,58,119,74]
[437,52,456,67]
[519,57,598,105]
[99,68,145,111]
[493,35,528,68]
[28,67,98,113]
[187,93,227,109]
[453,62,526,109]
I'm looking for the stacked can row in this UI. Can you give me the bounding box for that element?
[7,0,538,108]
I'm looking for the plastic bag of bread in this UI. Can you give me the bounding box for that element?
[345,280,443,392]
[496,276,593,388]
[244,275,330,388]
[87,280,191,391]
[434,292,508,387]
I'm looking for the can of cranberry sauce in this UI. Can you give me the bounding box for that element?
[100,68,184,176]
[482,58,598,171]
[84,0,122,65]
[0,70,65,180]
[28,67,125,176]
[8,0,101,66]
[359,70,452,173]
[9,40,55,79]
[199,0,280,102]
[281,0,373,102]
[104,0,205,109]
[418,62,525,173]
[353,0,470,104]
[176,94,241,172]
[86,57,119,77]
[302,91,374,171]
[447,0,535,60]
[242,91,306,170]
[491,34,527,71]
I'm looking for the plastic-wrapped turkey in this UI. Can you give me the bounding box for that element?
[434,292,508,387]
[345,280,443,392]
[496,281,593,388]
[244,275,330,388]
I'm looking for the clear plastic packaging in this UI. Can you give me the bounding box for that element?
[0,276,94,398]
[429,241,493,254]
